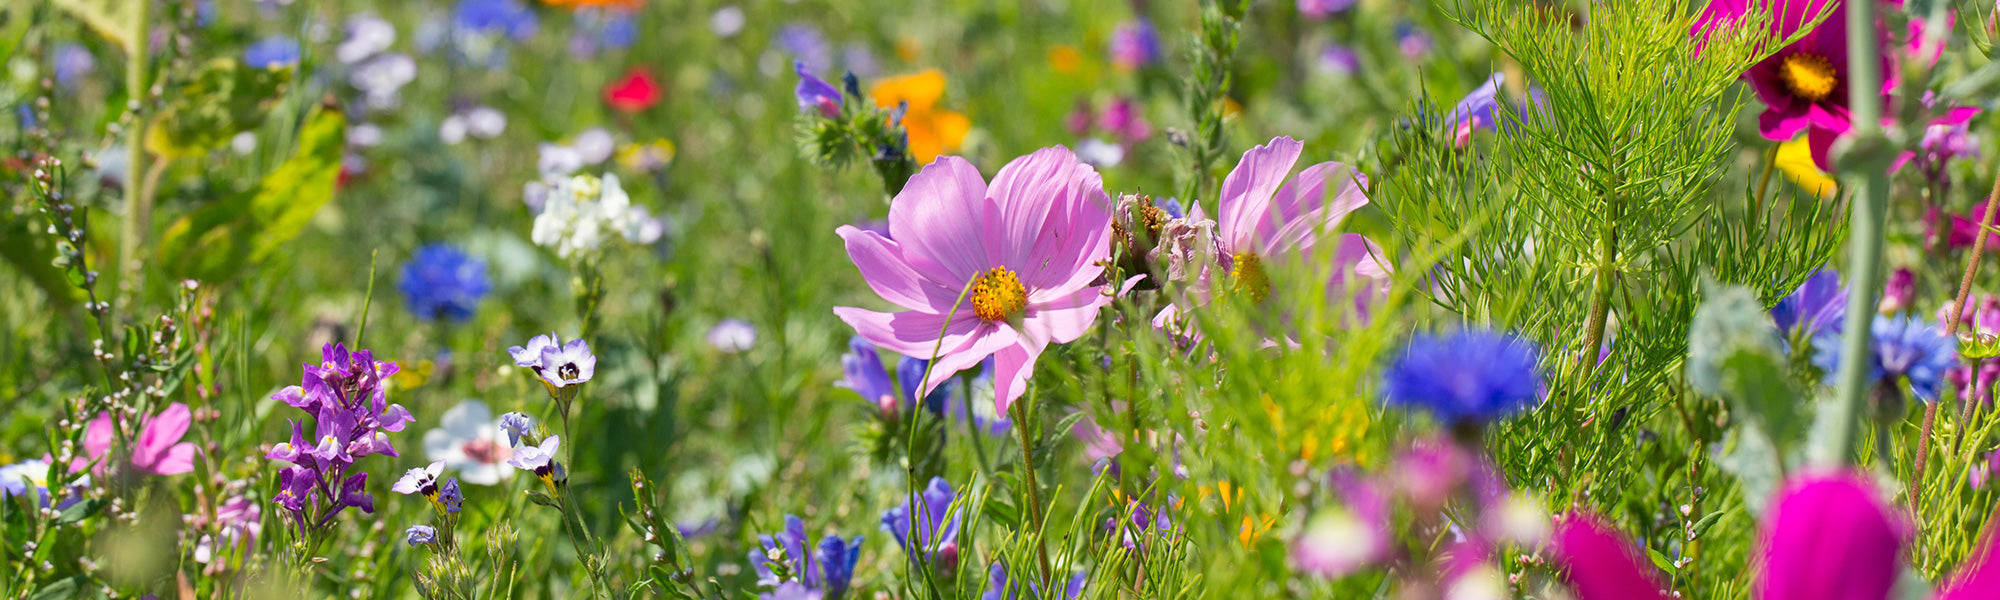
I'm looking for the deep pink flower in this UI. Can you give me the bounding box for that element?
[1212,136,1391,320]
[1759,473,1907,600]
[1552,513,1672,600]
[1694,0,1892,168]
[76,403,199,476]
[833,147,1113,413]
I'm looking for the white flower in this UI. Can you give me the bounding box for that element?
[572,128,616,165]
[529,173,660,258]
[1076,137,1126,168]
[538,143,584,177]
[465,106,507,139]
[422,400,515,486]
[351,53,416,109]
[338,15,397,64]
[707,319,756,353]
[440,115,468,145]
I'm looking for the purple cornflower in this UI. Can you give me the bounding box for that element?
[244,36,301,68]
[1772,268,1847,338]
[881,477,962,570]
[749,514,863,600]
[397,244,491,322]
[1813,315,1959,402]
[1382,329,1544,424]
[1109,19,1161,70]
[266,343,412,531]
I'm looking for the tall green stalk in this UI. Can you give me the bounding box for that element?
[120,0,150,297]
[1812,0,1890,469]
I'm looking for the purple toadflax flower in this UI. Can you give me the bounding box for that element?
[265,343,412,532]
[832,146,1114,414]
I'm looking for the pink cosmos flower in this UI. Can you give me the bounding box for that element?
[833,147,1113,414]
[1693,0,1892,168]
[1204,136,1392,319]
[76,403,199,476]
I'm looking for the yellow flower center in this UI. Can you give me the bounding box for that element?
[1779,53,1839,102]
[970,267,1028,322]
[1230,252,1271,305]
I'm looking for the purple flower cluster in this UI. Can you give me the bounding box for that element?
[750,514,863,600]
[882,477,963,571]
[265,343,415,531]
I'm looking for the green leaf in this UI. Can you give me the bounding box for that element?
[1647,547,1676,574]
[50,0,139,52]
[1686,278,1784,396]
[0,217,81,307]
[28,576,83,600]
[56,498,104,525]
[146,58,295,158]
[1719,348,1805,449]
[1687,510,1727,541]
[157,106,345,282]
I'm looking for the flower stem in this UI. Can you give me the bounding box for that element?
[119,0,150,299]
[1912,402,1938,512]
[1812,0,1891,469]
[1579,209,1618,371]
[1013,395,1055,588]
[1948,168,2000,454]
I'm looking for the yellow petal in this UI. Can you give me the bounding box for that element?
[1775,135,1837,199]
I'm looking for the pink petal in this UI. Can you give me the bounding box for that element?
[1758,473,1905,600]
[840,225,961,312]
[915,323,1019,398]
[1326,234,1393,325]
[990,340,1044,416]
[1020,285,1111,348]
[1218,137,1304,254]
[1552,513,1672,600]
[889,156,993,285]
[147,443,198,476]
[833,305,983,358]
[1758,103,1813,142]
[83,412,113,460]
[135,403,193,467]
[1937,106,1981,127]
[1937,526,2000,599]
[985,146,1077,270]
[1261,162,1369,251]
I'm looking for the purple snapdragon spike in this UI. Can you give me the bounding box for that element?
[266,343,408,535]
[881,477,961,569]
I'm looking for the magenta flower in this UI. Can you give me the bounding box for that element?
[76,402,199,476]
[1693,0,1893,169]
[1211,136,1391,320]
[832,147,1113,413]
[1551,514,1671,600]
[1759,473,1907,600]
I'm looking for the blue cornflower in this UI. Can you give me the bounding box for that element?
[1813,315,1959,402]
[601,13,636,49]
[1773,268,1847,338]
[1382,329,1544,424]
[882,477,961,568]
[982,562,1087,600]
[397,244,491,322]
[243,36,301,68]
[404,524,439,546]
[455,0,538,40]
[749,514,862,600]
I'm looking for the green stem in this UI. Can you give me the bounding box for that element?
[119,0,150,299]
[1812,0,1890,469]
[1012,394,1054,588]
[1579,213,1617,371]
[1949,170,2000,455]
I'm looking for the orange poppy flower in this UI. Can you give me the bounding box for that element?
[870,70,970,165]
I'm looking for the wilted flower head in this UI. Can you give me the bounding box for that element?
[397,244,490,321]
[1382,329,1544,424]
[498,411,535,446]
[1812,315,1958,402]
[438,477,463,513]
[832,147,1112,413]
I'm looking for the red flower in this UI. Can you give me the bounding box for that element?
[604,70,661,112]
